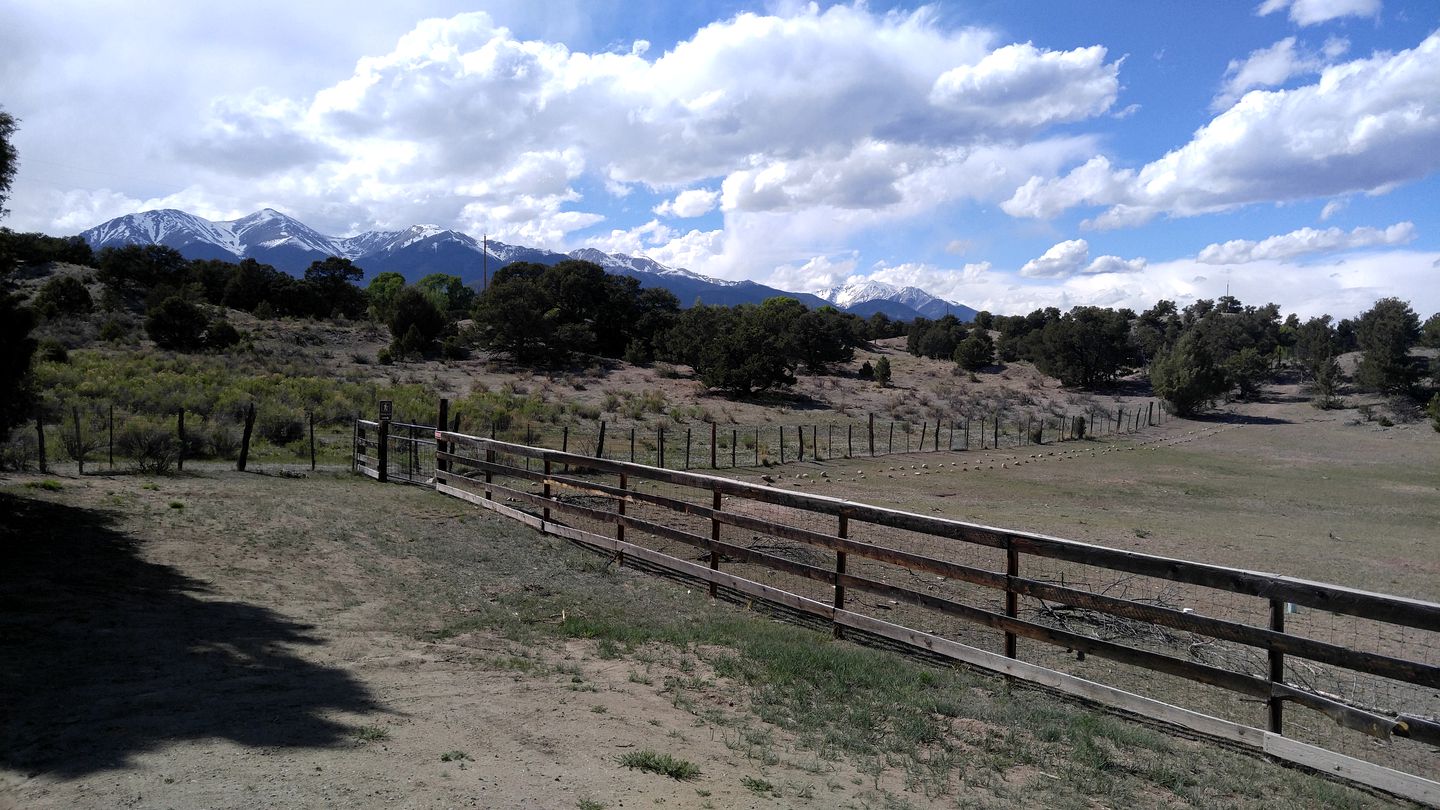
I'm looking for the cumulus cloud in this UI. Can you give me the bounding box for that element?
[654,188,719,218]
[1197,221,1415,263]
[1003,32,1440,227]
[928,42,1119,128]
[1256,0,1381,26]
[1213,38,1319,109]
[1018,239,1148,278]
[137,4,1122,245]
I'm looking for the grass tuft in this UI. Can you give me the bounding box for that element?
[618,750,701,780]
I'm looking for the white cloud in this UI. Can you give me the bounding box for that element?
[14,4,1122,245]
[929,42,1120,129]
[1256,0,1381,26]
[1003,32,1440,227]
[1020,239,1091,278]
[1018,239,1148,279]
[1197,221,1416,263]
[1214,38,1319,109]
[1319,198,1348,220]
[654,188,719,218]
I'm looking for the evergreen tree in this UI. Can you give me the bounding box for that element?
[1354,297,1420,393]
[1150,332,1227,416]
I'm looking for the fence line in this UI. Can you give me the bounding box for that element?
[358,411,1440,804]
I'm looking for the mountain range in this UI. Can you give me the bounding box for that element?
[79,208,976,321]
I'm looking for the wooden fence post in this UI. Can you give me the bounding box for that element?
[374,414,387,482]
[1148,402,1155,427]
[685,428,692,470]
[847,423,853,458]
[868,412,875,457]
[630,426,635,462]
[543,457,552,523]
[1116,407,1123,432]
[616,472,627,553]
[1270,599,1286,734]
[887,421,894,455]
[828,423,834,459]
[919,421,927,453]
[108,404,114,470]
[993,415,999,449]
[238,403,257,473]
[709,491,722,598]
[35,411,47,474]
[833,513,848,639]
[935,418,941,452]
[72,406,85,475]
[596,420,606,459]
[176,408,185,472]
[780,426,786,464]
[351,413,359,473]
[710,422,717,469]
[1005,542,1020,659]
[436,399,448,482]
[658,426,665,468]
[797,424,804,461]
[732,428,737,468]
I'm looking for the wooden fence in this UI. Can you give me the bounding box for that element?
[357,415,1440,805]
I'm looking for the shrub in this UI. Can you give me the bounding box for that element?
[33,275,94,318]
[257,410,305,444]
[858,360,874,380]
[99,317,129,342]
[1428,393,1440,432]
[206,320,241,350]
[874,357,892,387]
[116,418,177,473]
[37,339,69,363]
[145,296,210,351]
[377,347,395,365]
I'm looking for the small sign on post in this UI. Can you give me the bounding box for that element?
[378,400,393,421]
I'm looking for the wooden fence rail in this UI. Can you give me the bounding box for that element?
[362,416,1440,804]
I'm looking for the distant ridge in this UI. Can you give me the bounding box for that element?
[80,208,973,319]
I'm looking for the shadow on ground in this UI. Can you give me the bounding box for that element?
[0,493,382,778]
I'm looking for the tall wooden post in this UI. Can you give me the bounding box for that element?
[176,408,185,472]
[543,458,552,523]
[731,428,737,468]
[436,399,449,482]
[935,418,941,452]
[616,472,627,549]
[685,428,692,470]
[710,422,717,469]
[1269,599,1285,734]
[1116,407,1123,432]
[596,420,606,459]
[657,426,665,468]
[238,402,257,473]
[375,415,388,482]
[72,406,85,476]
[867,413,875,457]
[1148,402,1155,427]
[35,411,47,474]
[887,421,894,455]
[1005,542,1020,659]
[797,424,804,461]
[108,404,114,470]
[918,421,927,453]
[833,513,848,639]
[847,423,853,457]
[709,491,722,598]
[630,426,635,462]
[993,415,999,449]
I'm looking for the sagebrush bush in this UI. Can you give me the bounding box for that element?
[116,417,177,473]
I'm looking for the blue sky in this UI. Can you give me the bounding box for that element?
[4,0,1438,317]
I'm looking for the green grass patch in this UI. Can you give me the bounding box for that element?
[618,750,701,780]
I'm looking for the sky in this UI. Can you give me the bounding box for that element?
[3,0,1439,318]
